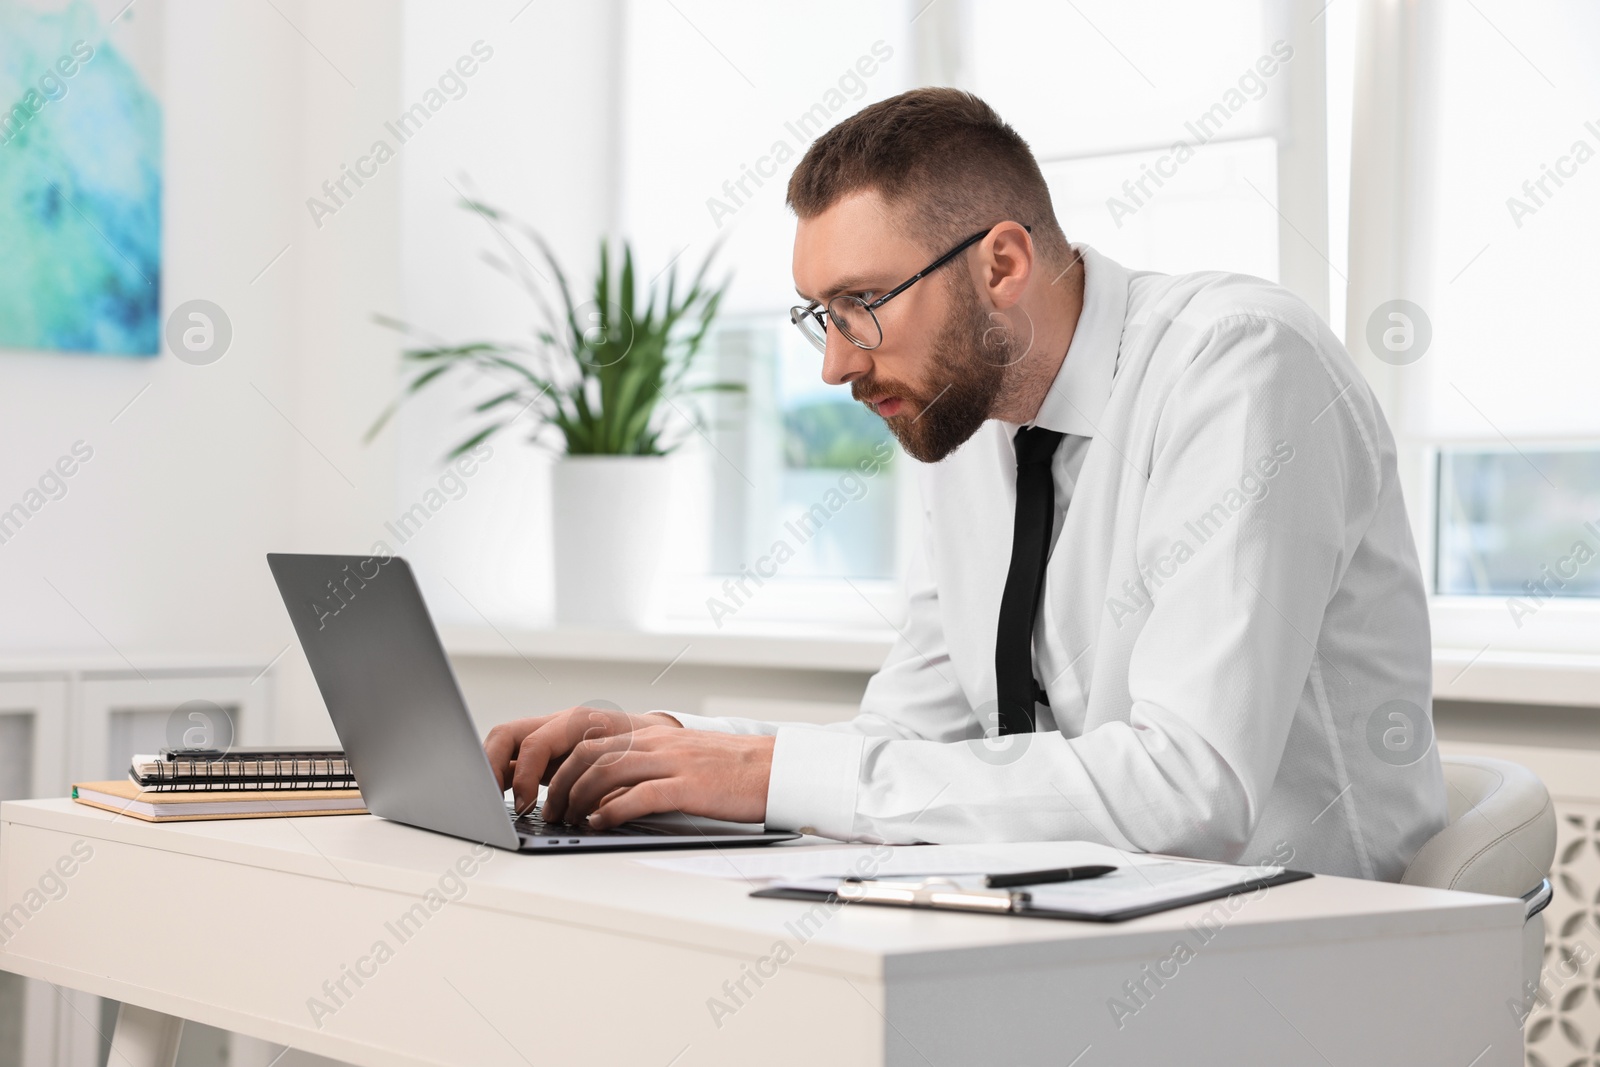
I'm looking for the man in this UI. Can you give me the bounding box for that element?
[484,88,1447,880]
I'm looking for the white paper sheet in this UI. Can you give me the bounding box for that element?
[637,840,1158,881]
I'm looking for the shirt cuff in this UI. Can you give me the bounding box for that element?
[650,710,722,732]
[764,726,865,840]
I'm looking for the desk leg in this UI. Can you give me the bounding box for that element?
[107,1003,184,1067]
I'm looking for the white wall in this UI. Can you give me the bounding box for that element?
[0,0,403,742]
[389,0,622,631]
[0,0,882,740]
[0,0,829,746]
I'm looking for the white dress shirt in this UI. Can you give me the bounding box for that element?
[668,245,1448,881]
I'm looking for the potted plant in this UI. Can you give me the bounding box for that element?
[368,199,738,625]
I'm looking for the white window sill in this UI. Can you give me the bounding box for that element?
[0,655,275,677]
[439,618,1600,708]
[437,620,897,674]
[1430,596,1600,706]
[1432,647,1600,708]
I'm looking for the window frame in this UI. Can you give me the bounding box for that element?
[1341,0,1600,659]
[655,0,1331,628]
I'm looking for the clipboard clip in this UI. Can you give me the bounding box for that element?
[837,877,1030,913]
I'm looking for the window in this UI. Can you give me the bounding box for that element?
[1365,2,1600,649]
[619,1,917,626]
[1408,0,1600,444]
[1039,137,1280,283]
[615,0,1328,627]
[966,0,1291,284]
[1437,448,1600,599]
[706,318,899,583]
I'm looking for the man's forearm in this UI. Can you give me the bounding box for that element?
[758,723,1260,857]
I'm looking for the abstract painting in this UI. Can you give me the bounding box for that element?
[0,0,162,356]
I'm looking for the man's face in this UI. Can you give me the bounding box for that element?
[792,191,1010,463]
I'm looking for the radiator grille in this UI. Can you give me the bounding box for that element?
[1526,799,1600,1067]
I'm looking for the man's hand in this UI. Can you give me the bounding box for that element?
[484,706,674,815]
[482,706,775,828]
[545,726,775,828]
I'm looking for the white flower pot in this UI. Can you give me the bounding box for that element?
[550,455,671,626]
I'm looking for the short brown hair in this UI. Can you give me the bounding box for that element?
[787,88,1069,262]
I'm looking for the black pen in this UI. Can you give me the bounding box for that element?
[984,864,1117,889]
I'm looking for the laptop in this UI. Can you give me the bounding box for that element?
[266,552,799,853]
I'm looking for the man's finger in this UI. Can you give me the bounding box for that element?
[590,779,682,829]
[544,740,667,824]
[541,732,641,822]
[564,751,675,823]
[483,715,552,791]
[510,709,634,811]
[510,717,584,812]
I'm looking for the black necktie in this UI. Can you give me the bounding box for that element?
[995,425,1065,735]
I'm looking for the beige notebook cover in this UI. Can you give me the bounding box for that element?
[72,780,367,823]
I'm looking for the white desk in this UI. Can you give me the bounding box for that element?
[1,799,1526,1066]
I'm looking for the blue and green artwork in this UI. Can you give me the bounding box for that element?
[0,0,162,356]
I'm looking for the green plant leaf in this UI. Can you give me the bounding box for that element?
[447,422,504,460]
[366,200,738,462]
[407,364,452,393]
[473,389,528,413]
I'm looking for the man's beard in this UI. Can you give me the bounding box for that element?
[852,282,1013,463]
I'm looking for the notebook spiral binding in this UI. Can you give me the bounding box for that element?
[144,755,356,792]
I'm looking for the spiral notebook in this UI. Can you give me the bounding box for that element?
[74,780,366,822]
[129,746,355,792]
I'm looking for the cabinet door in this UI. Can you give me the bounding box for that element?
[0,677,69,1067]
[63,671,270,1067]
[73,673,271,784]
[0,679,68,803]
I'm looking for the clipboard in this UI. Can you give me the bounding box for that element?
[750,864,1314,923]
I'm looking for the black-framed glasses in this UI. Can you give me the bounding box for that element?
[790,223,1032,353]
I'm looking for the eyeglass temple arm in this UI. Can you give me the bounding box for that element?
[865,224,1032,311]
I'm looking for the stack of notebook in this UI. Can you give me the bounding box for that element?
[72,746,366,823]
[129,747,356,791]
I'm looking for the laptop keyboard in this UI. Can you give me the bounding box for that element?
[507,802,670,838]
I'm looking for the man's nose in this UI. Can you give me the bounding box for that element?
[821,329,872,386]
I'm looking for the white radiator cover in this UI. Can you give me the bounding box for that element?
[1441,741,1600,1067]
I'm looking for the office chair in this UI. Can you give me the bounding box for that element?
[1401,755,1557,995]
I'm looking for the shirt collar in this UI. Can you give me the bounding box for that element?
[1029,244,1129,439]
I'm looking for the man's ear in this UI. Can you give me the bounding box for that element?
[980,221,1034,309]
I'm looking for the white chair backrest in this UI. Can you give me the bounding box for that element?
[1401,755,1555,897]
